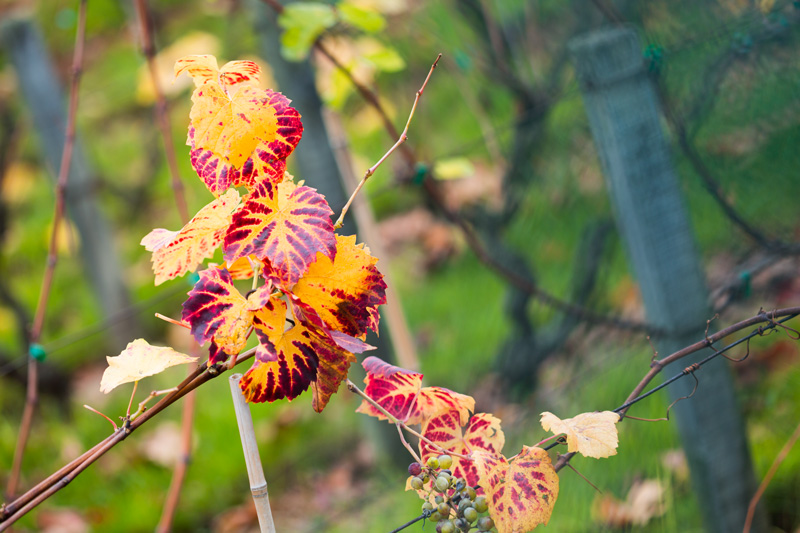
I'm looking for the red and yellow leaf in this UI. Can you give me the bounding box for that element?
[240,297,324,404]
[311,341,357,413]
[224,179,336,285]
[141,189,240,285]
[100,339,197,393]
[417,412,504,491]
[540,411,620,459]
[181,267,254,357]
[474,446,559,533]
[176,55,302,195]
[291,234,386,338]
[355,357,475,425]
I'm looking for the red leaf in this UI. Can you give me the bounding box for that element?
[355,356,475,425]
[224,179,336,285]
[181,267,254,358]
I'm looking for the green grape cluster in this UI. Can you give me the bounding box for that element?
[407,455,497,533]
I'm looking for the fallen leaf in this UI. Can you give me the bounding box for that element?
[593,478,666,527]
[540,410,620,459]
[100,339,196,393]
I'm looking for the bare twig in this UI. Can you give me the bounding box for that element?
[133,0,190,222]
[743,419,800,533]
[334,54,441,229]
[552,307,800,472]
[83,405,118,431]
[6,0,88,501]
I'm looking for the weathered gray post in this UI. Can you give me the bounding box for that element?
[570,28,765,532]
[0,17,134,349]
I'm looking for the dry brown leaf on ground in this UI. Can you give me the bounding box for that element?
[593,478,667,528]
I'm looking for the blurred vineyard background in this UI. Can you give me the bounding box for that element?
[1,0,800,531]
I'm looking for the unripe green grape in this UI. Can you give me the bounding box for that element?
[463,506,479,523]
[473,495,488,513]
[434,494,444,505]
[436,519,456,533]
[437,502,451,516]
[476,516,495,531]
[422,501,434,513]
[421,472,430,483]
[429,511,443,522]
[462,486,477,501]
[457,498,472,512]
[435,476,450,492]
[438,454,453,469]
[411,476,424,490]
[427,456,440,469]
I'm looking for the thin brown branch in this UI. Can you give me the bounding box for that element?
[554,307,800,473]
[133,0,190,222]
[743,419,800,533]
[335,54,441,229]
[83,404,118,431]
[5,0,88,502]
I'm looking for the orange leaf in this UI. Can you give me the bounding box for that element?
[290,234,386,338]
[141,189,240,285]
[176,55,302,195]
[355,357,475,425]
[241,297,354,408]
[540,411,620,459]
[181,267,255,358]
[474,446,559,533]
[415,412,504,492]
[224,179,336,286]
[100,339,197,393]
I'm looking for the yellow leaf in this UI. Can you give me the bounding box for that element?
[100,339,197,393]
[475,446,559,533]
[540,410,620,459]
[141,189,240,285]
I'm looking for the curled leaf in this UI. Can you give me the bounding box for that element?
[540,411,621,459]
[100,339,196,393]
[141,189,240,285]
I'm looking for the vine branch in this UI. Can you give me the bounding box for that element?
[5,0,88,502]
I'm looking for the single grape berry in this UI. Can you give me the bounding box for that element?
[437,502,451,516]
[462,486,476,501]
[463,507,479,523]
[437,519,456,533]
[474,495,488,513]
[427,456,440,469]
[411,476,424,490]
[408,462,423,476]
[453,517,468,531]
[476,516,494,531]
[435,476,450,493]
[434,494,444,505]
[429,510,443,522]
[457,498,472,512]
[438,454,453,469]
[422,501,434,513]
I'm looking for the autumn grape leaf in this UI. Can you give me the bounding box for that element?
[181,267,255,357]
[141,189,241,285]
[290,234,386,338]
[100,339,197,393]
[311,340,357,413]
[355,356,475,425]
[224,179,336,286]
[413,412,504,493]
[540,411,620,459]
[241,297,334,405]
[176,55,302,195]
[474,446,559,533]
